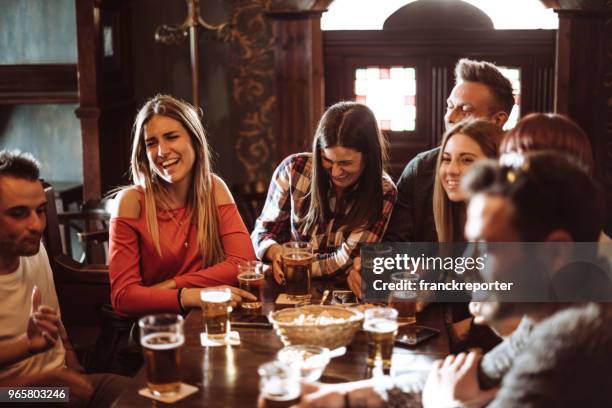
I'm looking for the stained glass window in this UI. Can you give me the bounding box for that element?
[354,66,417,131]
[498,67,521,130]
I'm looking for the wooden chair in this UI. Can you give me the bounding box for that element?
[42,183,111,354]
[59,199,111,264]
[43,183,143,375]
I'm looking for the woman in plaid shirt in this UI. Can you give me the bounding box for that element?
[251,101,397,284]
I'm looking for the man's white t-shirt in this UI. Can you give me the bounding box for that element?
[0,244,65,382]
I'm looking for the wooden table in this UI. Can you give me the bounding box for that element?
[113,277,449,407]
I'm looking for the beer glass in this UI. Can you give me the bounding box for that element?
[258,360,301,408]
[282,242,313,301]
[238,261,265,309]
[388,272,419,324]
[139,314,185,396]
[363,307,398,369]
[200,287,232,341]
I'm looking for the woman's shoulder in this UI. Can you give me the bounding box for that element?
[112,186,142,219]
[212,174,235,206]
[278,152,312,170]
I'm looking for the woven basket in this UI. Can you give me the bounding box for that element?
[269,305,364,349]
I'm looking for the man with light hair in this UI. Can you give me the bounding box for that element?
[383,58,514,243]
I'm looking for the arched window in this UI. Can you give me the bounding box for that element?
[323,0,556,177]
[322,0,559,30]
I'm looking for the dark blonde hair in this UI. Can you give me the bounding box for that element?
[433,119,504,242]
[455,58,515,116]
[303,101,389,234]
[129,94,223,265]
[500,113,593,174]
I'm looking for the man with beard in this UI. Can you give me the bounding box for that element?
[422,152,612,407]
[296,152,612,407]
[0,150,130,407]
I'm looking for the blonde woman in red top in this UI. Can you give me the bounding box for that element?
[109,95,256,317]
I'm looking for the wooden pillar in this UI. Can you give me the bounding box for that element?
[74,0,134,199]
[554,7,612,234]
[267,9,325,161]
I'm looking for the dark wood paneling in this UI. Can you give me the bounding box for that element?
[323,29,556,178]
[268,10,325,162]
[555,8,612,234]
[75,0,135,199]
[0,64,78,104]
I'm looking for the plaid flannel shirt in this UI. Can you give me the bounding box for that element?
[251,153,397,277]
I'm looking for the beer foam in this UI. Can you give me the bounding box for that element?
[141,332,185,349]
[363,319,398,333]
[200,290,231,303]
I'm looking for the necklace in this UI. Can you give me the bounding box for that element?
[165,209,191,249]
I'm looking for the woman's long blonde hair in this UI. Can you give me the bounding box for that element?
[129,94,223,266]
[433,119,503,242]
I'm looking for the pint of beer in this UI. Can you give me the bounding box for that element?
[363,307,398,369]
[238,261,265,309]
[282,242,313,301]
[388,272,419,325]
[200,288,232,341]
[139,314,185,396]
[258,361,301,408]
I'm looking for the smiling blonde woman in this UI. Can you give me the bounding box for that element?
[109,95,256,317]
[433,119,503,243]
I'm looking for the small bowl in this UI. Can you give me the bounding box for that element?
[277,345,330,382]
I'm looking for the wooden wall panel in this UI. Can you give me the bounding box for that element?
[0,64,77,104]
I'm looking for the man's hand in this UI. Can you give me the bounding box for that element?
[27,286,60,354]
[57,322,85,374]
[347,257,362,299]
[422,351,498,408]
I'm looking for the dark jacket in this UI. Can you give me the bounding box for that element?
[384,147,439,243]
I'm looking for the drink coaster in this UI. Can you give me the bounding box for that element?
[200,330,241,347]
[138,383,198,403]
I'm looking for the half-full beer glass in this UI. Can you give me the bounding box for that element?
[139,314,184,396]
[388,272,419,324]
[258,360,301,408]
[200,287,232,341]
[238,261,265,309]
[363,307,398,369]
[282,242,313,301]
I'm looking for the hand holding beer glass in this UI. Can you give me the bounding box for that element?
[282,242,313,301]
[139,314,185,397]
[200,288,232,341]
[238,261,265,309]
[363,307,398,370]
